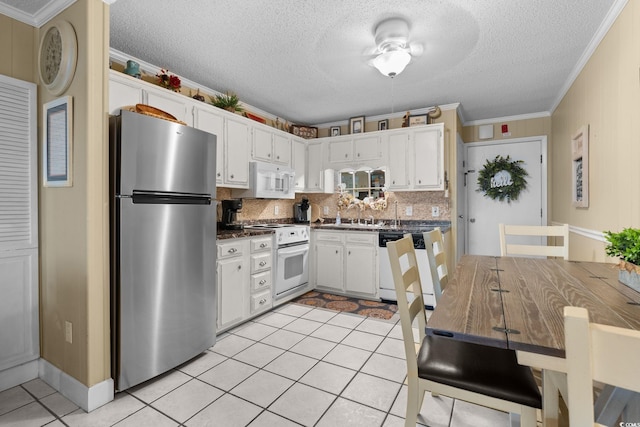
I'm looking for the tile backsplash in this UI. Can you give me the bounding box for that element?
[216,188,450,223]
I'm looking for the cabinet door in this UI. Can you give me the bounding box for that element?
[252,127,273,162]
[144,87,190,125]
[217,257,246,329]
[194,107,224,184]
[225,117,250,187]
[329,139,352,163]
[306,143,324,191]
[345,245,377,296]
[413,127,442,189]
[109,74,143,114]
[273,133,291,165]
[0,250,39,371]
[315,242,344,291]
[293,139,306,191]
[353,135,381,161]
[387,133,410,189]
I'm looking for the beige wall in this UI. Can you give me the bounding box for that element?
[551,0,640,262]
[0,15,36,82]
[38,0,111,387]
[461,117,551,144]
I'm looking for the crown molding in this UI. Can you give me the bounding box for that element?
[0,0,76,27]
[549,0,628,114]
[313,103,461,128]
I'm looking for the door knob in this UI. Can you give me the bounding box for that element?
[458,215,464,219]
[470,218,476,223]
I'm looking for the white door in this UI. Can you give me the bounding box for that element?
[466,137,547,256]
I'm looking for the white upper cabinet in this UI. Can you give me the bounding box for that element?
[306,142,325,192]
[293,138,306,191]
[413,126,442,189]
[225,116,251,187]
[145,85,191,125]
[108,72,143,114]
[327,134,382,166]
[193,106,225,184]
[251,125,292,166]
[385,123,444,191]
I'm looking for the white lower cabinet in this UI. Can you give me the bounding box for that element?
[216,235,273,332]
[313,231,378,299]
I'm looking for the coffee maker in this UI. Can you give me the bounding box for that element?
[221,199,244,230]
[293,197,310,223]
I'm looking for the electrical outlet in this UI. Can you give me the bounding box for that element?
[274,205,279,215]
[323,206,329,215]
[405,206,413,216]
[432,206,440,217]
[65,321,72,344]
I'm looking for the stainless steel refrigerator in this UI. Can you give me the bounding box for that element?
[109,110,217,391]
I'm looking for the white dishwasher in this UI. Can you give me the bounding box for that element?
[378,232,437,308]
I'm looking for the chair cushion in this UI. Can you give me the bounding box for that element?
[418,335,542,409]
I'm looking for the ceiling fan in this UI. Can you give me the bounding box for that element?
[368,18,423,78]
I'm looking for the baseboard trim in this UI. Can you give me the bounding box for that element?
[0,359,39,392]
[39,359,114,412]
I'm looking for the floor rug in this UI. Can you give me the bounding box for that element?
[292,291,398,320]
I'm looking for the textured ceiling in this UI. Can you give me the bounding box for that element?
[1,0,621,125]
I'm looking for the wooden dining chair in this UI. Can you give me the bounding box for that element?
[387,235,541,427]
[423,227,448,302]
[564,306,640,426]
[499,223,569,259]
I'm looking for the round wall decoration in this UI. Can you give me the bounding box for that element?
[477,155,528,203]
[38,20,78,95]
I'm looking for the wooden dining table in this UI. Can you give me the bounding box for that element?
[426,255,640,426]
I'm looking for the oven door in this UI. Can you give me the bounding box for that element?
[275,243,309,299]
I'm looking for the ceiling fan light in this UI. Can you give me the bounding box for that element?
[372,49,411,77]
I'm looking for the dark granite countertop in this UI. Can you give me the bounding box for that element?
[311,220,450,234]
[216,228,274,240]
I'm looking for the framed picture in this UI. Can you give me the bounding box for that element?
[349,116,365,134]
[571,125,589,208]
[409,114,428,127]
[330,126,341,137]
[378,119,388,131]
[43,96,73,187]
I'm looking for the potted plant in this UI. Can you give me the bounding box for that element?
[604,227,640,291]
[210,92,243,113]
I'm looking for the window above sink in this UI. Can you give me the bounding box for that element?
[338,167,386,200]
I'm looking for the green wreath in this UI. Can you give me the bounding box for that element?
[477,155,528,203]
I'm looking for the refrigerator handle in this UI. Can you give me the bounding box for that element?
[132,191,211,205]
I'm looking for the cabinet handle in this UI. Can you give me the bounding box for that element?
[357,153,360,157]
[260,243,267,248]
[259,261,267,266]
[268,153,271,157]
[237,265,242,270]
[230,174,234,179]
[217,172,221,177]
[228,248,237,253]
[418,180,422,184]
[348,251,351,255]
[259,298,267,305]
[259,279,267,285]
[392,180,395,184]
[335,250,339,254]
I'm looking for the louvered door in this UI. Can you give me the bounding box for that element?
[0,75,39,373]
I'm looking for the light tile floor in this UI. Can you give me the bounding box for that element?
[0,302,515,427]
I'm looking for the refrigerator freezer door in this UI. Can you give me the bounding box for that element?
[116,198,216,390]
[117,110,216,196]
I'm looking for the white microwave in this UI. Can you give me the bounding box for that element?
[232,161,295,199]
